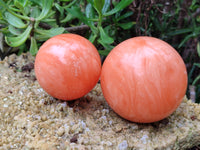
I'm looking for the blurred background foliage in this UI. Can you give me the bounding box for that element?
[0,0,200,103]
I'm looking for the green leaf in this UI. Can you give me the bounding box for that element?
[67,7,87,22]
[192,74,200,85]
[85,3,97,31]
[103,0,134,16]
[8,25,21,35]
[4,12,27,28]
[87,0,94,5]
[167,28,193,36]
[55,3,64,16]
[60,13,73,23]
[194,63,200,68]
[98,39,114,50]
[102,0,110,14]
[30,6,41,18]
[43,10,56,20]
[151,16,162,32]
[0,27,9,35]
[14,0,28,11]
[118,21,135,30]
[94,0,105,15]
[178,34,194,48]
[99,27,114,44]
[43,18,56,22]
[0,2,6,14]
[0,0,11,10]
[17,43,26,55]
[116,11,133,21]
[35,0,54,21]
[98,49,111,56]
[30,37,38,55]
[189,0,198,11]
[35,27,65,41]
[89,33,97,43]
[86,3,95,19]
[5,25,32,47]
[29,0,42,7]
[197,42,200,57]
[0,19,7,25]
[67,7,94,28]
[24,5,31,15]
[63,0,77,9]
[59,0,71,1]
[14,0,23,10]
[0,0,30,21]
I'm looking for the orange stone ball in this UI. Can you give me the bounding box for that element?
[35,33,101,100]
[101,36,188,123]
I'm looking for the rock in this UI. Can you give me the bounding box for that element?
[0,53,200,149]
[118,140,128,150]
[57,126,65,137]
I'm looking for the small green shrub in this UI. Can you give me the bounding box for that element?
[0,0,135,56]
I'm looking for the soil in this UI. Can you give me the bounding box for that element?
[0,53,200,150]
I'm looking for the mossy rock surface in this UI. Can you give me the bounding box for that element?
[0,53,200,150]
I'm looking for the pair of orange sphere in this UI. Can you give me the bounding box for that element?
[35,33,187,123]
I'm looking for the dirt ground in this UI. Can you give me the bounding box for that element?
[0,53,200,150]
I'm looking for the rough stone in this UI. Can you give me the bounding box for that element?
[0,53,200,149]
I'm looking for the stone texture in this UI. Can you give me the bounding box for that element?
[0,53,200,149]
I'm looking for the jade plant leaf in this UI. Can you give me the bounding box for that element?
[4,12,27,28]
[5,25,32,47]
[35,27,65,41]
[35,0,54,21]
[99,27,114,44]
[30,37,38,55]
[94,0,105,15]
[8,25,21,35]
[102,0,110,14]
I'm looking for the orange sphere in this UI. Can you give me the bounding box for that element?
[35,33,101,100]
[101,36,187,123]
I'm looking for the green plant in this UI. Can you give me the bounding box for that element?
[131,0,200,103]
[187,42,200,103]
[167,0,200,48]
[0,0,135,57]
[0,0,66,55]
[66,0,135,56]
